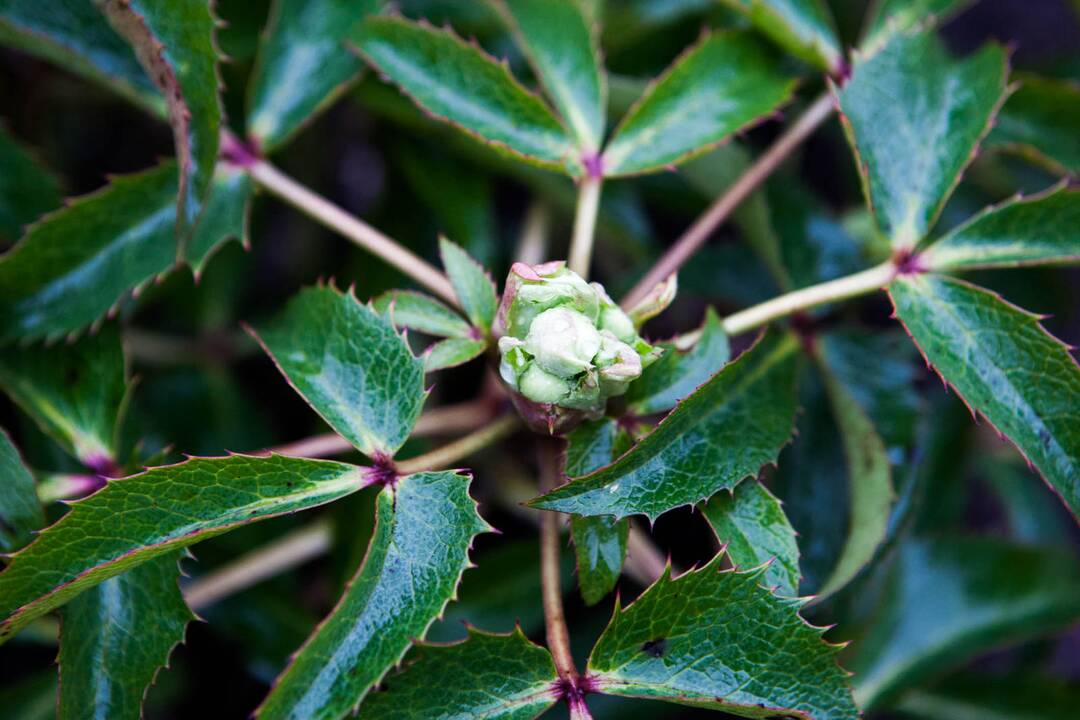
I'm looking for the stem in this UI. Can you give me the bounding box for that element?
[244,157,459,306]
[266,400,497,459]
[621,91,836,309]
[538,442,579,683]
[625,522,670,585]
[568,175,603,278]
[183,521,332,610]
[394,414,520,475]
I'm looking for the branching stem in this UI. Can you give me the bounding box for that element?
[568,175,603,277]
[621,91,836,309]
[394,414,519,475]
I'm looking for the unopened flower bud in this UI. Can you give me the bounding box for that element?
[524,307,601,378]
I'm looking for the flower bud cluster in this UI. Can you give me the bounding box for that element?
[496,262,660,428]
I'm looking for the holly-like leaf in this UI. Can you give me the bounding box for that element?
[360,627,559,719]
[531,331,799,520]
[186,163,253,276]
[851,536,1080,709]
[625,307,730,416]
[587,552,857,719]
[602,31,796,176]
[351,16,579,174]
[256,470,491,720]
[565,419,632,605]
[861,0,975,50]
[922,185,1080,271]
[424,336,487,372]
[0,0,163,114]
[95,0,223,246]
[888,273,1080,518]
[373,290,473,338]
[0,325,128,468]
[439,237,498,333]
[0,163,176,343]
[895,672,1080,720]
[250,285,427,458]
[0,454,371,644]
[493,0,606,151]
[247,0,380,152]
[716,0,843,73]
[0,429,44,553]
[58,553,194,720]
[0,125,61,244]
[811,344,894,599]
[835,28,1008,249]
[701,480,799,597]
[986,73,1080,175]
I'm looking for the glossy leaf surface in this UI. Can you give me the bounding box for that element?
[0,0,162,113]
[360,627,558,719]
[0,126,61,243]
[861,0,975,50]
[373,290,472,338]
[889,273,1080,517]
[351,16,578,173]
[257,470,490,720]
[0,325,127,466]
[0,429,43,553]
[187,163,253,275]
[424,336,487,372]
[58,554,193,720]
[701,480,799,597]
[0,454,369,643]
[851,536,1080,708]
[588,554,857,718]
[836,29,1008,248]
[439,237,498,333]
[96,0,222,242]
[923,186,1080,271]
[602,31,795,176]
[625,307,730,415]
[247,0,379,152]
[494,0,605,150]
[531,331,799,520]
[717,0,842,72]
[987,73,1080,175]
[252,285,426,458]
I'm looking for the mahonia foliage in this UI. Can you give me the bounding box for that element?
[0,1,1077,719]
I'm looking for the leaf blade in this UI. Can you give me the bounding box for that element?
[0,125,61,244]
[986,73,1080,175]
[424,336,488,373]
[439,237,498,333]
[373,290,472,338]
[0,429,44,553]
[717,0,843,73]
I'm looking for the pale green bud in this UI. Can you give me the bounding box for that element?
[519,364,572,404]
[595,331,642,395]
[524,307,601,378]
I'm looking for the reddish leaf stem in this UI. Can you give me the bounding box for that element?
[620,91,836,309]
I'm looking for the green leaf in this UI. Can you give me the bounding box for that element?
[922,185,1080,271]
[360,627,558,719]
[58,554,194,720]
[251,285,427,458]
[0,454,370,644]
[247,0,380,152]
[0,163,176,343]
[811,342,894,599]
[0,670,56,720]
[186,162,253,276]
[0,0,163,114]
[494,0,606,151]
[0,429,44,553]
[256,470,490,720]
[531,331,799,520]
[0,125,61,244]
[888,273,1080,518]
[439,237,498,333]
[835,28,1008,249]
[716,0,842,73]
[95,0,223,245]
[602,31,796,176]
[351,16,579,174]
[625,307,730,416]
[588,553,857,719]
[0,325,128,467]
[895,672,1080,720]
[373,290,473,338]
[424,336,488,372]
[861,0,975,51]
[701,480,799,597]
[986,73,1080,175]
[851,536,1080,708]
